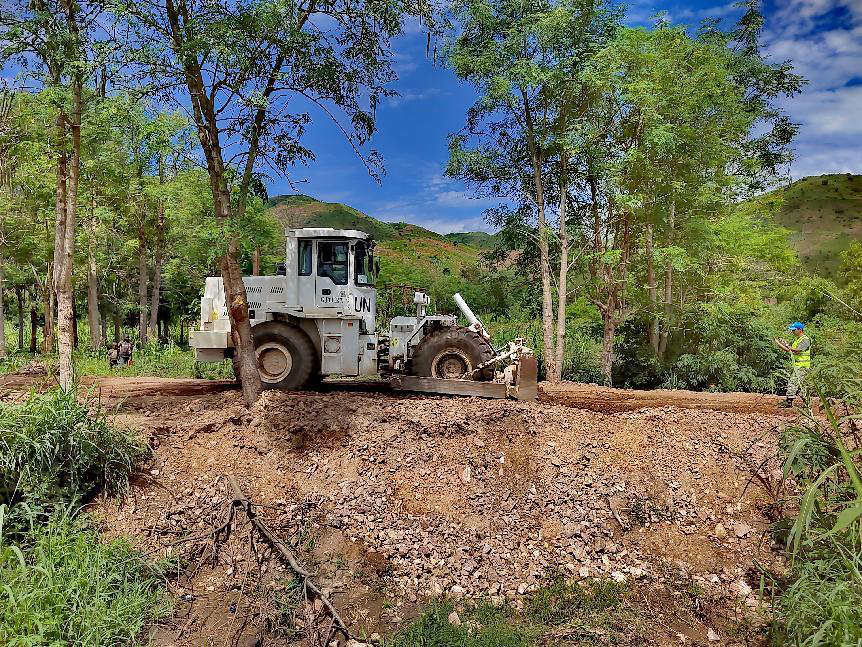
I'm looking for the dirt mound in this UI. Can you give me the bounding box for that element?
[95,388,788,645]
[540,381,791,415]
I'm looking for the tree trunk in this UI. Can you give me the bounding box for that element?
[43,278,54,353]
[0,250,6,358]
[222,237,262,406]
[100,310,107,347]
[113,312,120,342]
[521,89,555,379]
[646,223,659,354]
[600,305,616,387]
[138,229,148,345]
[72,296,78,348]
[552,153,569,383]
[29,298,37,353]
[165,0,263,406]
[252,248,260,276]
[87,203,101,350]
[52,25,81,390]
[658,202,675,359]
[148,236,163,341]
[16,286,24,350]
[179,318,184,346]
[148,160,165,341]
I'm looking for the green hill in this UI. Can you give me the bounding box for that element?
[445,231,497,249]
[740,174,862,280]
[265,195,489,296]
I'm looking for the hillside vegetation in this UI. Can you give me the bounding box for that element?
[741,174,862,280]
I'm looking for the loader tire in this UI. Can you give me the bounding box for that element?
[252,322,316,390]
[411,327,495,381]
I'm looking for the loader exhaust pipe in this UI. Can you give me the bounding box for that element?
[453,292,489,340]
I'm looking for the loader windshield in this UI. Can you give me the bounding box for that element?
[354,240,376,286]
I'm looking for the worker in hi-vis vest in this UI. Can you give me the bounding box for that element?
[775,322,811,408]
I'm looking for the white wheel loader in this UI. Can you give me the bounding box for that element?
[189,227,537,399]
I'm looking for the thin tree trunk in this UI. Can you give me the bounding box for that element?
[600,297,617,386]
[148,160,165,340]
[52,20,81,390]
[72,295,78,349]
[252,248,260,276]
[148,235,163,341]
[222,237,262,405]
[43,271,54,353]
[138,228,148,344]
[552,153,569,383]
[646,223,658,354]
[16,286,24,350]
[165,0,263,405]
[179,318,184,345]
[87,201,101,350]
[521,89,555,379]
[0,250,6,357]
[29,297,37,353]
[658,202,675,359]
[100,310,107,347]
[113,312,120,342]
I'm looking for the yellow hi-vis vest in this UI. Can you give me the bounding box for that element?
[792,335,811,369]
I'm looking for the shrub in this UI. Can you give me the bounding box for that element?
[0,389,148,507]
[0,508,171,646]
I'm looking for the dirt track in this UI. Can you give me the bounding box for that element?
[0,372,792,415]
[1,372,791,644]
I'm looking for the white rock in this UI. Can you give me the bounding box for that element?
[611,571,626,583]
[448,611,461,626]
[707,627,720,642]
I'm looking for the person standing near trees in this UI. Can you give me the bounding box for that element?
[117,335,133,366]
[776,322,811,408]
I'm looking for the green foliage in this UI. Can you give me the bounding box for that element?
[0,508,171,646]
[385,578,635,646]
[384,600,531,647]
[522,576,627,628]
[0,389,148,506]
[75,340,233,379]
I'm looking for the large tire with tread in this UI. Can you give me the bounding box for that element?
[252,322,316,390]
[411,327,495,381]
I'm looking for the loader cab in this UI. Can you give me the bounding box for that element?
[288,228,379,333]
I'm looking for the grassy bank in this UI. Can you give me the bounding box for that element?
[0,389,171,645]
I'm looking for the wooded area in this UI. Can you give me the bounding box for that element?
[0,0,859,402]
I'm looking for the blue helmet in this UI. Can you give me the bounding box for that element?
[788,321,804,331]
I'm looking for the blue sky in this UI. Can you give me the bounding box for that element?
[280,0,862,234]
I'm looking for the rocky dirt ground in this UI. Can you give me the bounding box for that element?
[1,374,794,646]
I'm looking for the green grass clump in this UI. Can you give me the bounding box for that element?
[769,543,862,646]
[0,508,171,646]
[0,389,148,506]
[384,600,531,647]
[385,578,635,647]
[522,576,628,628]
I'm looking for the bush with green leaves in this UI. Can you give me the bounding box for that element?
[0,507,171,646]
[0,388,148,507]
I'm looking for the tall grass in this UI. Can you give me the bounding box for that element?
[0,506,171,646]
[0,389,148,507]
[770,376,862,645]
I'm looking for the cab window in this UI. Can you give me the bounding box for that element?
[354,241,375,286]
[317,241,348,285]
[298,240,312,276]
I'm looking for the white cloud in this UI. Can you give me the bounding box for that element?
[385,87,444,108]
[784,85,862,137]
